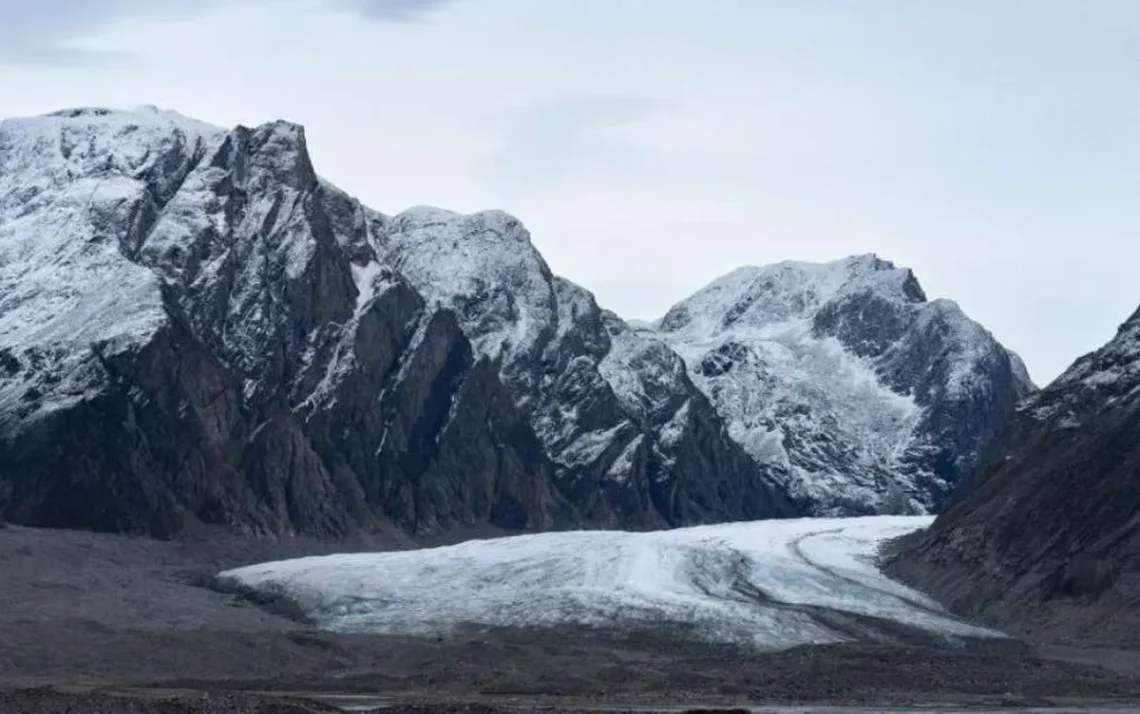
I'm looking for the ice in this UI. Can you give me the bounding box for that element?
[219,515,998,649]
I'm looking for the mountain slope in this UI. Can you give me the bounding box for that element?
[888,303,1140,644]
[0,106,1035,537]
[654,256,1036,515]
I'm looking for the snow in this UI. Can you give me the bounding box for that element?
[219,515,997,649]
[0,105,1037,525]
[606,434,644,484]
[657,255,922,336]
[917,299,1012,400]
[377,207,555,362]
[654,260,925,512]
[0,108,227,425]
[349,260,391,313]
[658,399,691,449]
[371,207,655,488]
[1053,307,1140,396]
[556,422,633,469]
[598,315,689,421]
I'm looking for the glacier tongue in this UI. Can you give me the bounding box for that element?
[218,515,999,648]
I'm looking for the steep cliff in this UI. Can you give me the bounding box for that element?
[0,106,1036,537]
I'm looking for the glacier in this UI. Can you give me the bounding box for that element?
[218,515,998,649]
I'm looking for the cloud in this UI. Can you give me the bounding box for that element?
[479,95,665,192]
[0,0,121,63]
[330,0,461,21]
[0,0,460,64]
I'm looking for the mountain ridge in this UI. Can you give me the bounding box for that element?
[0,106,798,536]
[0,106,1033,537]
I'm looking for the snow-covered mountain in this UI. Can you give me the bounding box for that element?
[219,515,997,647]
[0,107,795,536]
[0,106,1030,536]
[363,206,797,527]
[654,257,1036,514]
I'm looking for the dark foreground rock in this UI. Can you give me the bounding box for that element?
[887,304,1140,645]
[0,690,340,714]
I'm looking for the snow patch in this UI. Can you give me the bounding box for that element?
[606,434,643,484]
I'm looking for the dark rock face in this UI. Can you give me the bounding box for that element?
[0,107,1031,539]
[0,108,796,537]
[888,305,1140,643]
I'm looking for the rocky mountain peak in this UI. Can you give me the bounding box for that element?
[1025,301,1140,425]
[0,106,798,537]
[651,256,1033,515]
[658,254,927,336]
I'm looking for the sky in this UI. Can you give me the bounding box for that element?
[0,0,1137,385]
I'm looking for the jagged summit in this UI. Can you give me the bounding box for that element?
[370,194,797,527]
[377,206,556,362]
[1050,304,1140,394]
[0,105,797,536]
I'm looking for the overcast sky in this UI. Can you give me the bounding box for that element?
[1,0,1137,384]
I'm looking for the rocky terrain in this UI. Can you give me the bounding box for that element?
[4,523,1140,713]
[0,106,1036,538]
[888,302,1140,645]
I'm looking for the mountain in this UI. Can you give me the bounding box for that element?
[0,107,797,537]
[653,257,1036,515]
[0,106,1035,538]
[888,303,1140,643]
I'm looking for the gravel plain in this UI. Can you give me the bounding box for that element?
[3,523,1140,713]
